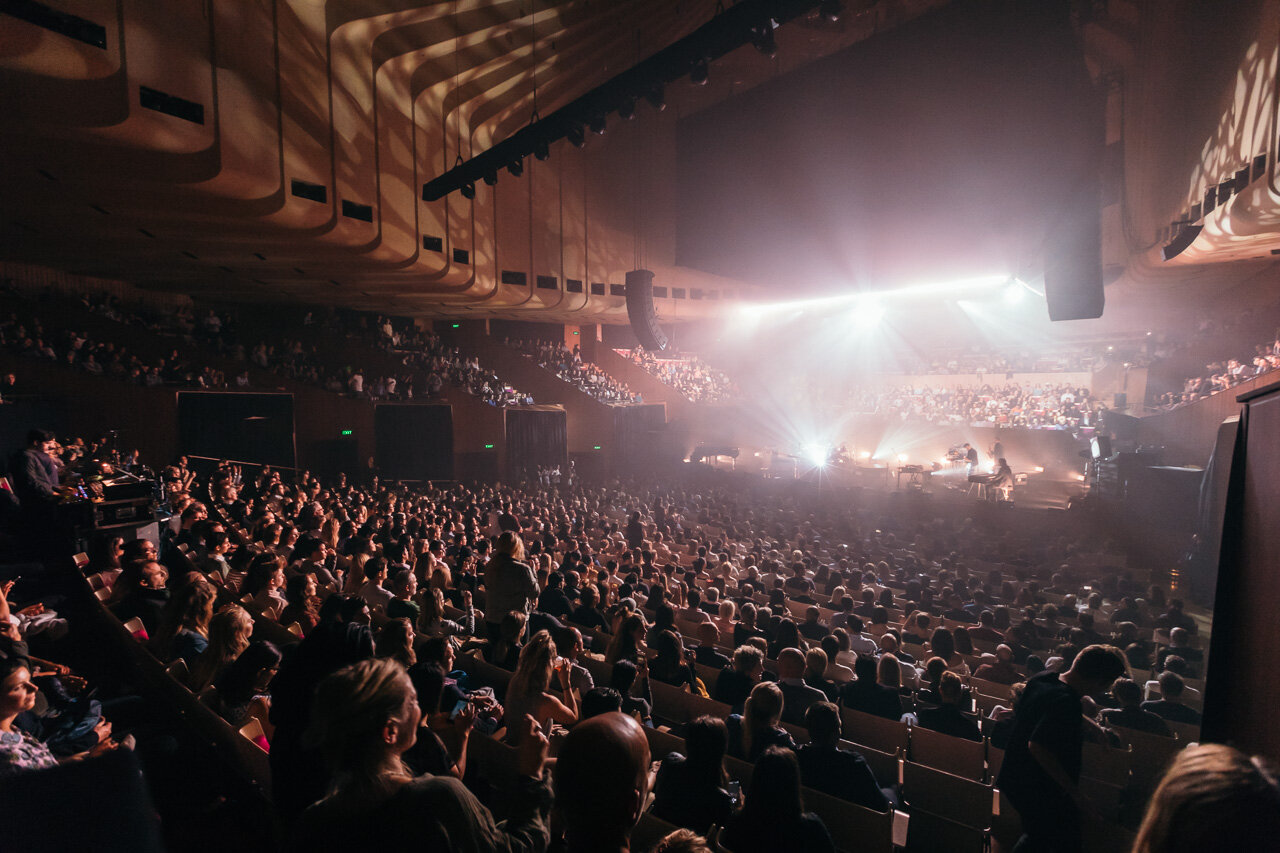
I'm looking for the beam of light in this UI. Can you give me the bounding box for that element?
[804,443,831,467]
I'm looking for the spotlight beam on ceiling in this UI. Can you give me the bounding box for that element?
[422,0,840,201]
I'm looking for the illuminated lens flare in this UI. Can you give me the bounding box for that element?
[804,444,830,468]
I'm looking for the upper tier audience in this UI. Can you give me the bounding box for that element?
[619,347,737,403]
[508,338,641,405]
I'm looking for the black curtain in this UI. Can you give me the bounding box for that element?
[177,392,296,468]
[374,404,454,481]
[505,409,567,477]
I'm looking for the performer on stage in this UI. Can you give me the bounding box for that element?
[990,439,1005,462]
[963,443,979,475]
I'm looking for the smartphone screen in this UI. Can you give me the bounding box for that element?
[448,699,468,720]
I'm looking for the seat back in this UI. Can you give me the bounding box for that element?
[839,706,909,754]
[902,809,987,853]
[803,786,895,853]
[908,725,986,781]
[900,760,993,830]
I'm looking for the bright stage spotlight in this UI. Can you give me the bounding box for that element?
[804,444,830,468]
[897,453,908,463]
[852,297,885,329]
[1003,283,1025,305]
[858,451,871,460]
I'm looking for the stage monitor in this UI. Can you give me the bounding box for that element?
[177,392,296,468]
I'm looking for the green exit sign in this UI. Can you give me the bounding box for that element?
[341,430,353,436]
[484,444,495,449]
[593,445,602,450]
[451,323,460,328]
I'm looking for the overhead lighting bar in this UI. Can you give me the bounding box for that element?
[422,0,838,201]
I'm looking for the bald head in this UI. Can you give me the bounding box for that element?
[554,712,651,853]
[777,647,807,679]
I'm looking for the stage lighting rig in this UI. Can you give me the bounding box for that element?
[422,0,840,202]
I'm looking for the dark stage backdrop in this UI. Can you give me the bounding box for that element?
[176,392,296,468]
[505,408,567,477]
[374,404,454,481]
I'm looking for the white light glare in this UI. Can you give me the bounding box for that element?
[897,453,908,462]
[1003,283,1025,305]
[1034,466,1045,473]
[853,297,885,329]
[804,444,830,468]
[859,451,872,459]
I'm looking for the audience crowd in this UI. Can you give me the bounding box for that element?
[619,347,738,403]
[840,382,1101,429]
[509,338,642,405]
[1152,335,1280,411]
[1,421,1235,852]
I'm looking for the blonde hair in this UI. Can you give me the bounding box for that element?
[1132,744,1280,853]
[508,629,556,700]
[189,604,253,692]
[742,681,784,758]
[497,531,525,561]
[308,659,415,800]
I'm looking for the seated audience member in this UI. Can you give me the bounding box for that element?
[1142,672,1203,726]
[278,574,320,635]
[726,681,795,762]
[210,640,281,740]
[293,659,551,850]
[929,627,970,676]
[970,610,1005,643]
[188,604,254,693]
[1155,599,1197,634]
[0,657,61,775]
[693,622,730,670]
[377,618,417,670]
[609,659,653,727]
[580,687,623,720]
[821,635,853,683]
[604,613,646,666]
[385,570,420,624]
[798,606,828,642]
[109,560,170,636]
[554,712,652,853]
[569,585,608,632]
[649,629,702,694]
[802,648,840,702]
[973,644,1021,684]
[150,581,216,666]
[1155,627,1203,677]
[713,644,764,714]
[797,701,893,811]
[840,654,904,721]
[651,715,734,834]
[648,829,715,853]
[1101,677,1171,737]
[485,610,526,670]
[242,554,288,615]
[536,571,573,620]
[357,557,394,615]
[721,746,836,853]
[1130,743,1280,853]
[502,630,578,742]
[402,662,470,779]
[776,647,828,726]
[680,589,711,625]
[553,626,594,694]
[910,671,982,741]
[417,587,474,639]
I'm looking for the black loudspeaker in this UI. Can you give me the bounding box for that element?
[1044,200,1104,321]
[625,269,668,351]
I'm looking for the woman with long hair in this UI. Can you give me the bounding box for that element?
[378,618,417,670]
[649,629,699,694]
[1131,743,1280,853]
[722,747,835,853]
[211,639,281,741]
[279,573,320,635]
[929,627,970,676]
[502,630,577,743]
[604,613,646,666]
[293,659,551,849]
[651,715,734,834]
[726,681,795,762]
[150,581,216,665]
[189,604,254,693]
[416,587,474,639]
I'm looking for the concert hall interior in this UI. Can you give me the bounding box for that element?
[3,1,1280,851]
